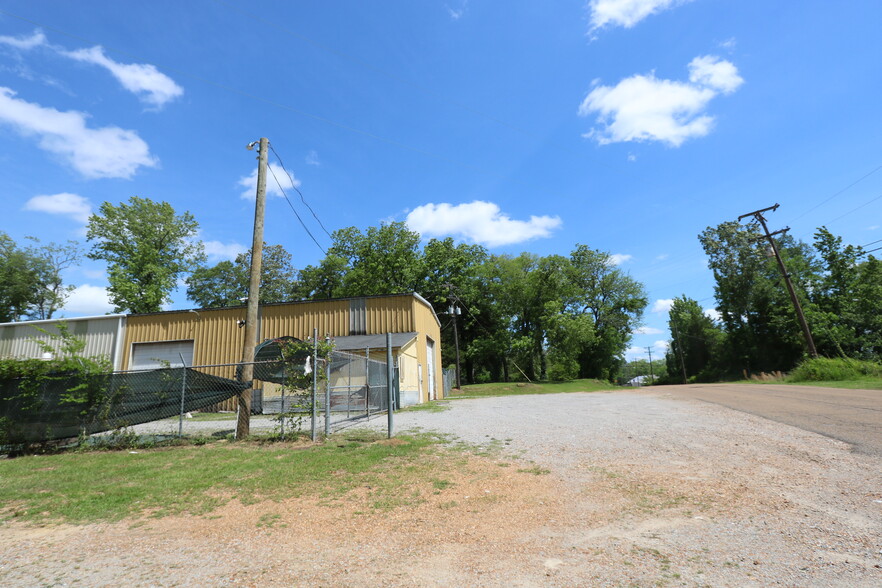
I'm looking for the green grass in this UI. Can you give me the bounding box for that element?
[0,430,454,524]
[787,357,882,383]
[777,379,882,390]
[400,400,452,413]
[447,378,615,399]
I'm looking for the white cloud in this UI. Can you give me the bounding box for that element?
[608,253,633,265]
[62,284,113,316]
[589,0,693,31]
[24,192,92,224]
[627,152,637,162]
[446,0,469,19]
[62,46,183,108]
[578,55,743,147]
[634,326,663,335]
[405,201,562,248]
[704,307,721,322]
[655,253,669,260]
[719,37,737,51]
[653,339,670,351]
[0,30,48,50]
[0,87,157,178]
[305,150,321,166]
[652,298,674,313]
[238,164,301,199]
[204,240,246,261]
[688,55,744,94]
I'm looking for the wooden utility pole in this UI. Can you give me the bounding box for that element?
[646,346,654,383]
[448,304,462,389]
[236,137,268,439]
[738,204,818,359]
[671,317,689,384]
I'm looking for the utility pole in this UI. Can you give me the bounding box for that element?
[671,316,688,384]
[448,304,462,389]
[738,204,818,359]
[236,137,268,439]
[646,346,654,383]
[444,284,462,389]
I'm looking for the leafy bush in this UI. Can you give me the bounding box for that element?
[787,357,882,382]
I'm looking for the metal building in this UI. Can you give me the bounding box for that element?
[0,314,126,371]
[120,293,442,407]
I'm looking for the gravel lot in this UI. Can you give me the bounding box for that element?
[2,390,881,587]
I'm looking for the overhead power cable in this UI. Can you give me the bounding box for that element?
[265,163,328,256]
[267,142,334,240]
[787,163,882,225]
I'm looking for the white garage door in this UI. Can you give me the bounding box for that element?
[131,340,194,370]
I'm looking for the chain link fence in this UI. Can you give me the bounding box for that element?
[2,340,401,449]
[98,349,397,442]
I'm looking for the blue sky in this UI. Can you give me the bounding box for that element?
[1,1,881,361]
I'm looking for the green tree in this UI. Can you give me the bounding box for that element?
[186,244,296,308]
[293,254,348,300]
[699,221,821,374]
[22,238,82,320]
[665,296,724,382]
[0,232,43,322]
[567,245,648,381]
[329,222,423,296]
[87,197,204,314]
[810,227,882,359]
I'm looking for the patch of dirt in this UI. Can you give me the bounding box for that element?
[2,393,881,587]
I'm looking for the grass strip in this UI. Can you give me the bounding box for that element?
[447,378,615,398]
[0,430,452,524]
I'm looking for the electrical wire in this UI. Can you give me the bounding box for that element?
[266,162,328,255]
[787,163,882,225]
[820,191,882,228]
[267,142,334,240]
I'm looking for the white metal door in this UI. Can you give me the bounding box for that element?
[426,338,436,400]
[131,340,194,370]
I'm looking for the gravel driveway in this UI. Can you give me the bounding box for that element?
[2,390,880,587]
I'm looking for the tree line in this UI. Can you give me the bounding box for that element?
[4,196,648,384]
[664,221,882,382]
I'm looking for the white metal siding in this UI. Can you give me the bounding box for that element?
[0,316,126,370]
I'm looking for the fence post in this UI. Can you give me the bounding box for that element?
[311,327,318,442]
[386,333,394,438]
[178,353,187,438]
[324,335,331,436]
[365,348,370,417]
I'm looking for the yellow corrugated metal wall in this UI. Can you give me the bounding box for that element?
[261,299,350,340]
[122,294,442,410]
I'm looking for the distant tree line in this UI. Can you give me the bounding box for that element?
[664,223,882,382]
[6,196,648,384]
[187,221,649,384]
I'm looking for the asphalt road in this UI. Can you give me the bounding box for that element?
[654,383,882,457]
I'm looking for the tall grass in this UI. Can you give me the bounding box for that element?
[787,357,882,382]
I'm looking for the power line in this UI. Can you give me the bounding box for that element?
[267,142,334,240]
[820,191,882,228]
[860,238,882,248]
[265,163,328,255]
[787,163,882,225]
